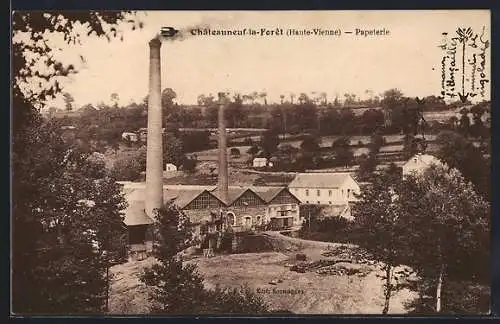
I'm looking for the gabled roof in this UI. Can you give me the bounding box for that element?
[404,154,444,168]
[210,187,247,205]
[122,187,214,225]
[288,173,354,189]
[253,187,285,203]
[123,200,154,226]
[254,187,301,204]
[173,189,223,209]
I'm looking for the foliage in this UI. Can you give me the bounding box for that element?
[260,129,280,158]
[110,154,144,181]
[12,110,128,314]
[351,169,410,314]
[332,136,354,168]
[12,11,137,315]
[300,134,321,152]
[140,203,269,314]
[230,147,241,157]
[202,285,269,315]
[357,153,378,181]
[406,279,490,315]
[182,157,197,174]
[434,131,490,201]
[247,144,260,156]
[401,165,490,312]
[163,132,185,166]
[181,131,211,153]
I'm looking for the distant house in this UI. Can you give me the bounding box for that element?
[288,172,361,205]
[165,163,177,172]
[122,132,139,142]
[402,153,446,178]
[253,157,268,168]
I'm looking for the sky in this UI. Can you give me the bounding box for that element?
[26,10,491,109]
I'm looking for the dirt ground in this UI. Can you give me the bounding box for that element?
[108,232,417,315]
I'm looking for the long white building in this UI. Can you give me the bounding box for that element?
[288,172,361,205]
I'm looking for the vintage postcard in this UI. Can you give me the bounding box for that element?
[11,10,491,316]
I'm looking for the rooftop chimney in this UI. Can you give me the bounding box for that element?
[145,37,164,218]
[217,92,229,204]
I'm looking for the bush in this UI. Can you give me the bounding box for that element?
[202,285,270,315]
[247,145,259,156]
[110,156,142,181]
[140,203,270,315]
[182,157,197,173]
[230,147,241,157]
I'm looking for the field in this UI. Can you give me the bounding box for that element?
[108,232,417,315]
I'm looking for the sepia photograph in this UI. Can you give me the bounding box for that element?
[11,10,491,316]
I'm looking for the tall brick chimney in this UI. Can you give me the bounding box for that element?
[217,92,229,204]
[145,37,164,218]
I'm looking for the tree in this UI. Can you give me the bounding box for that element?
[163,133,185,167]
[63,92,75,111]
[247,144,260,156]
[12,11,139,314]
[381,88,404,130]
[458,108,471,136]
[332,136,354,168]
[182,157,197,174]
[357,153,378,181]
[369,132,385,153]
[230,147,241,157]
[161,88,177,108]
[260,129,280,158]
[434,131,490,201]
[140,203,207,314]
[401,165,490,313]
[402,134,420,160]
[140,203,269,314]
[300,134,320,152]
[226,94,245,127]
[110,93,119,108]
[197,94,215,107]
[298,93,310,104]
[361,109,385,134]
[111,153,144,181]
[351,170,411,314]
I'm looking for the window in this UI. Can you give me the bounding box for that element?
[317,201,320,204]
[306,201,309,203]
[347,189,351,198]
[317,190,320,197]
[245,216,252,227]
[328,190,332,197]
[226,212,236,226]
[305,189,309,196]
[341,189,344,196]
[329,201,332,204]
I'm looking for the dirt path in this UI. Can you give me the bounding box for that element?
[108,232,417,315]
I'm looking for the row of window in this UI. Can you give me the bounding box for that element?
[299,188,352,198]
[305,201,339,205]
[226,212,262,227]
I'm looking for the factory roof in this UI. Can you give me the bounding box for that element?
[288,172,357,189]
[121,185,298,226]
[123,201,154,226]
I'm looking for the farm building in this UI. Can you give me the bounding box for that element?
[121,132,139,142]
[165,163,177,172]
[402,153,446,178]
[288,172,361,205]
[253,157,268,168]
